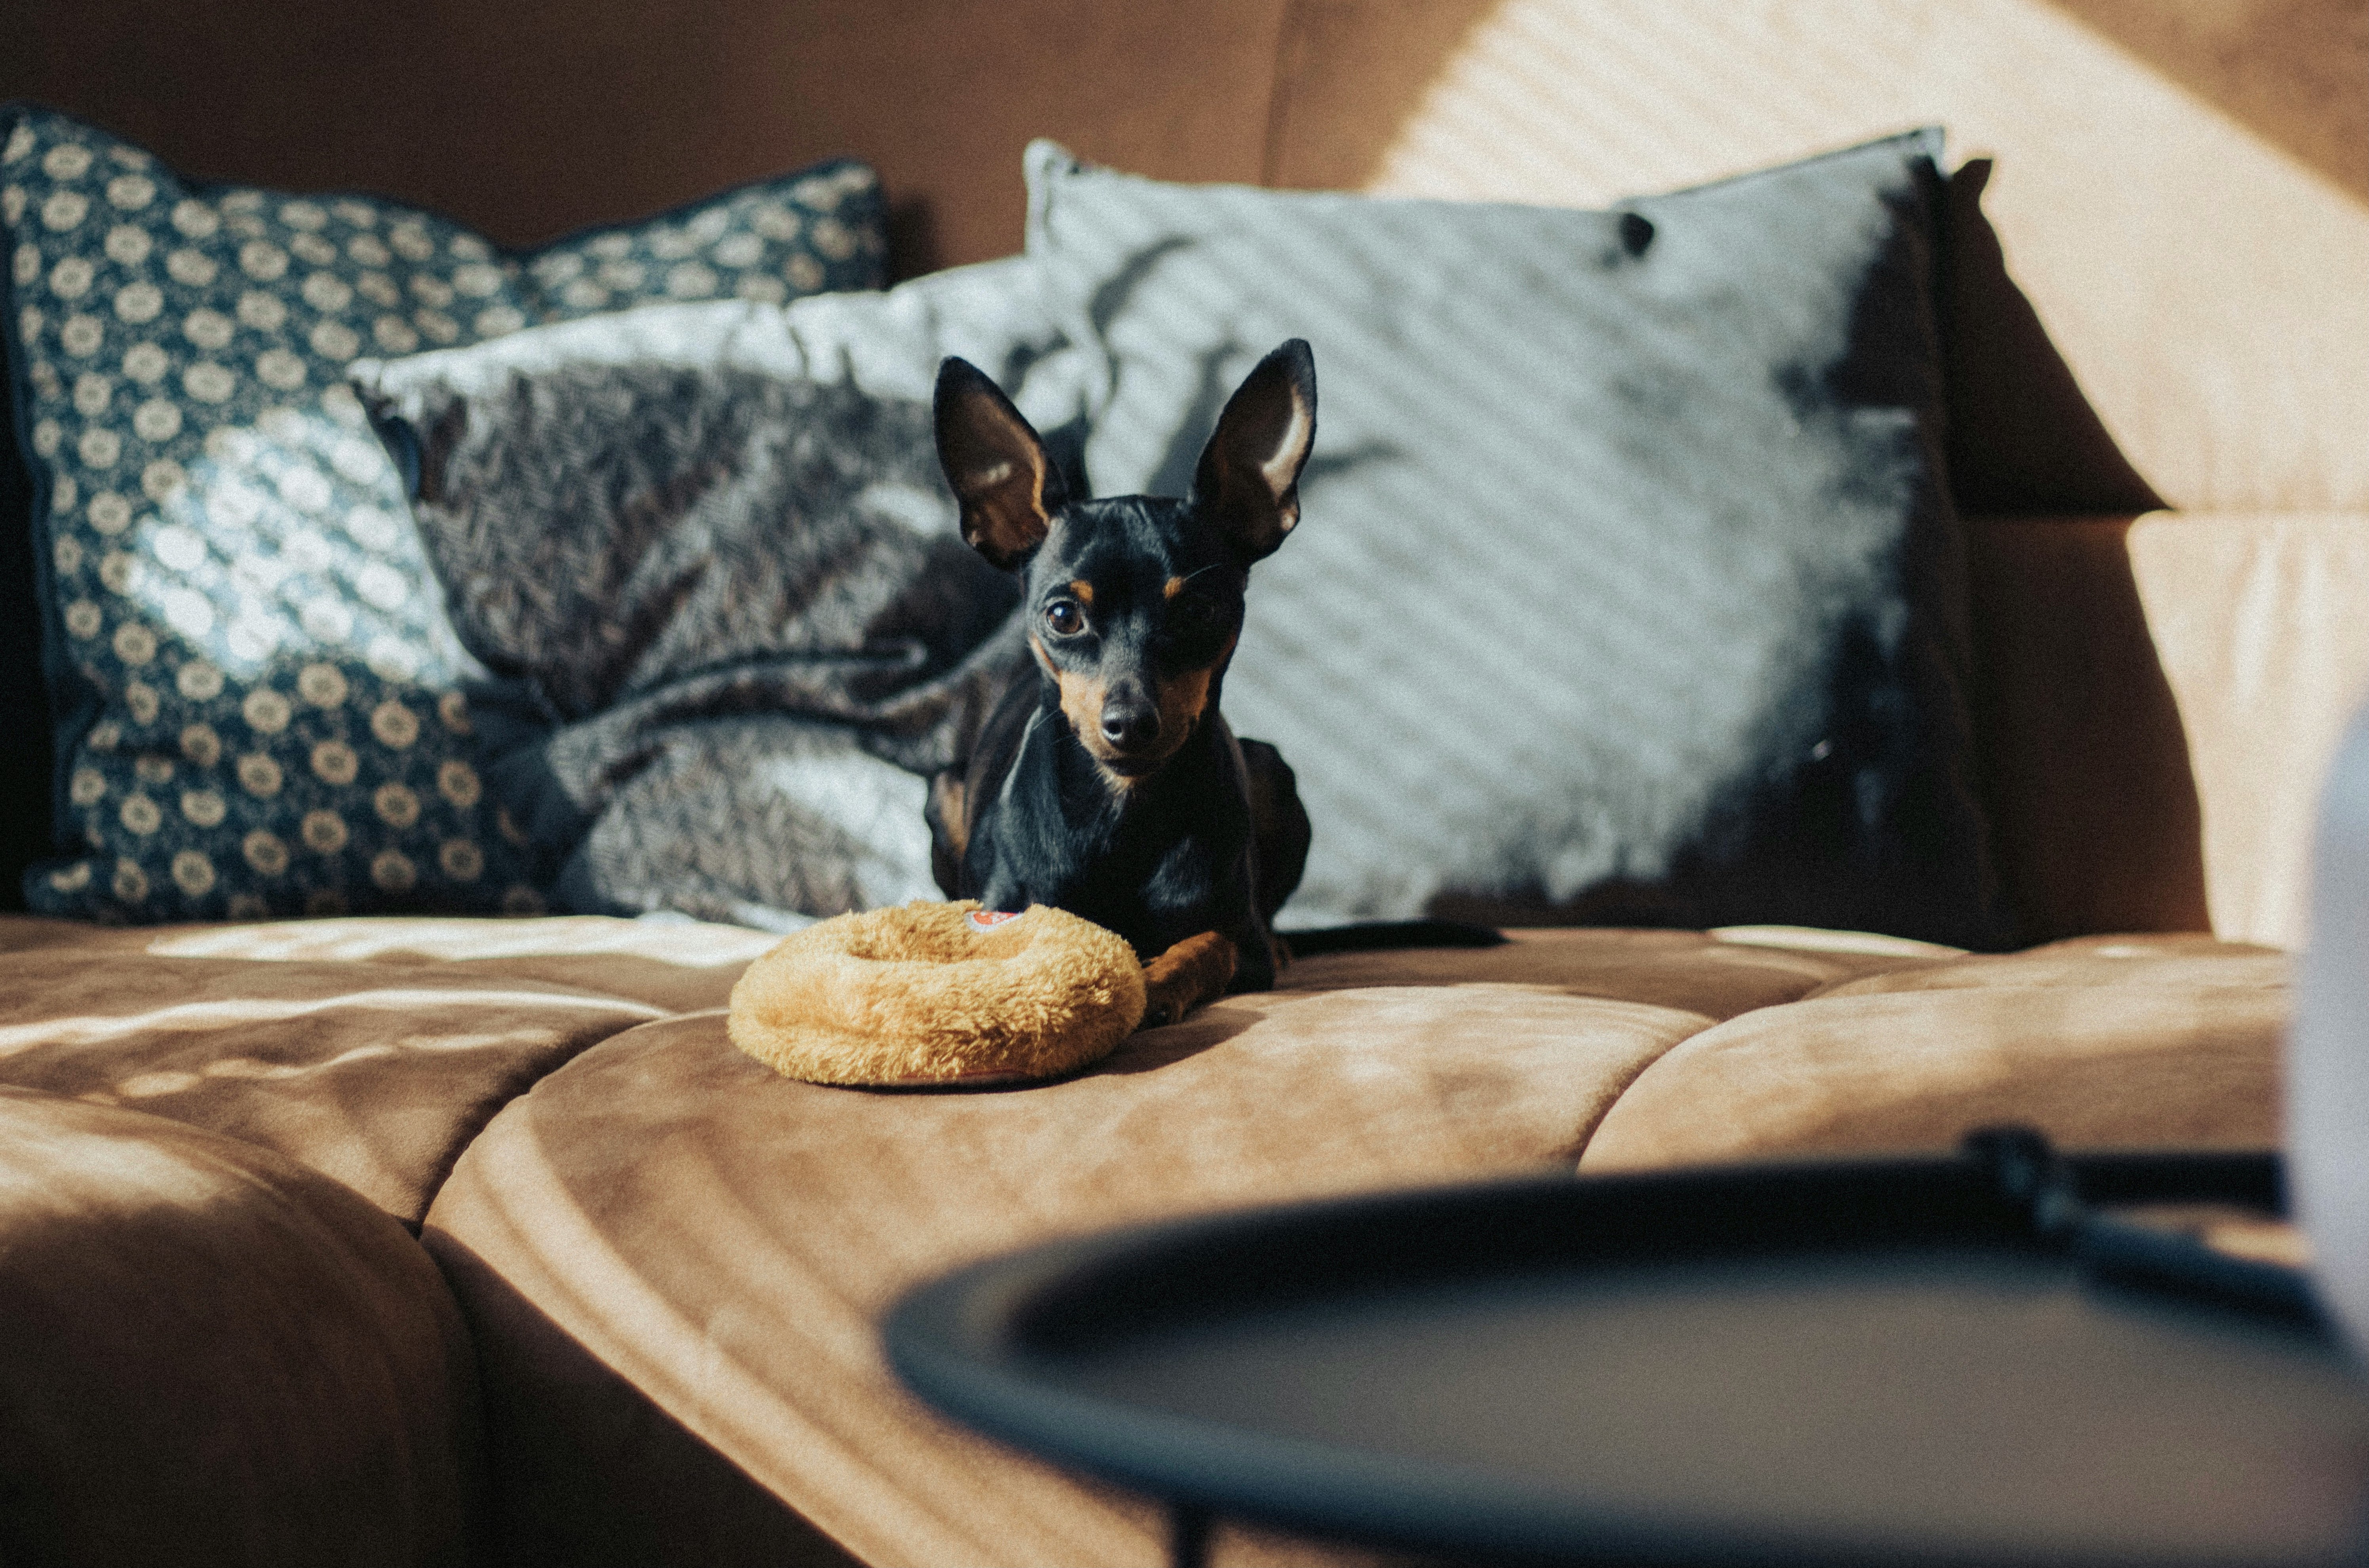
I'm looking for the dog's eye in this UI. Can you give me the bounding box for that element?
[1044,600,1085,637]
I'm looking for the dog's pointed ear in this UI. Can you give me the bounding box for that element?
[935,357,1068,569]
[1192,339,1317,562]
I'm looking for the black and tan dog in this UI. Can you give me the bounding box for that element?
[925,341,1319,1026]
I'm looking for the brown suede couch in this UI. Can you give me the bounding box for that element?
[1,2,2363,1564]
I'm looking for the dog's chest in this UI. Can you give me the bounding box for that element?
[973,718,1245,947]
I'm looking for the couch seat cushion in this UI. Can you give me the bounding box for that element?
[1579,934,2287,1171]
[0,1085,480,1566]
[0,910,780,1011]
[421,928,1930,1567]
[0,913,771,1223]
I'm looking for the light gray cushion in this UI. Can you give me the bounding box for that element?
[1026,133,2004,947]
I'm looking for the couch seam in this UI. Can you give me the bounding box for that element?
[1260,0,1309,188]
[1565,1006,1724,1167]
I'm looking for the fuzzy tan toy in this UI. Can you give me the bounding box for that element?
[727,901,1165,1086]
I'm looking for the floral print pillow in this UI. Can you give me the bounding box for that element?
[2,105,887,920]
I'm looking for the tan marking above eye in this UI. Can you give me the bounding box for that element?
[1069,580,1094,605]
[1163,576,1186,600]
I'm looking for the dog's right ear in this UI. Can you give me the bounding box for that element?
[935,357,1068,570]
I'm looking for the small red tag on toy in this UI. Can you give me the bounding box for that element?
[967,909,1022,931]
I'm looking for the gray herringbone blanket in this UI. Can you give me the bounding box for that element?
[387,362,1033,927]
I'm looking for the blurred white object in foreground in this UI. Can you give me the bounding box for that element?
[2291,702,2369,1356]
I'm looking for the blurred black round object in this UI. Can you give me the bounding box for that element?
[887,1137,2361,1568]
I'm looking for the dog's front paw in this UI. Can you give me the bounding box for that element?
[1139,931,1237,1028]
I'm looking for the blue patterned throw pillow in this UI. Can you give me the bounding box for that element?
[1,105,886,921]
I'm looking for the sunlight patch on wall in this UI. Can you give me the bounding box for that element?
[1358,0,2369,514]
[2040,0,2366,204]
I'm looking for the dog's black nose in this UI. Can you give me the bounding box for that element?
[1100,701,1161,752]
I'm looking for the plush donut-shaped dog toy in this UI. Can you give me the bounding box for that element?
[726,901,1147,1086]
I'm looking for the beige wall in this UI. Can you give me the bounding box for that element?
[10,0,2360,506]
[1,0,1296,272]
[10,0,2358,510]
[1280,0,2367,517]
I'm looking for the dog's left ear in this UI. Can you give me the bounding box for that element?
[936,357,1069,569]
[1192,339,1317,562]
